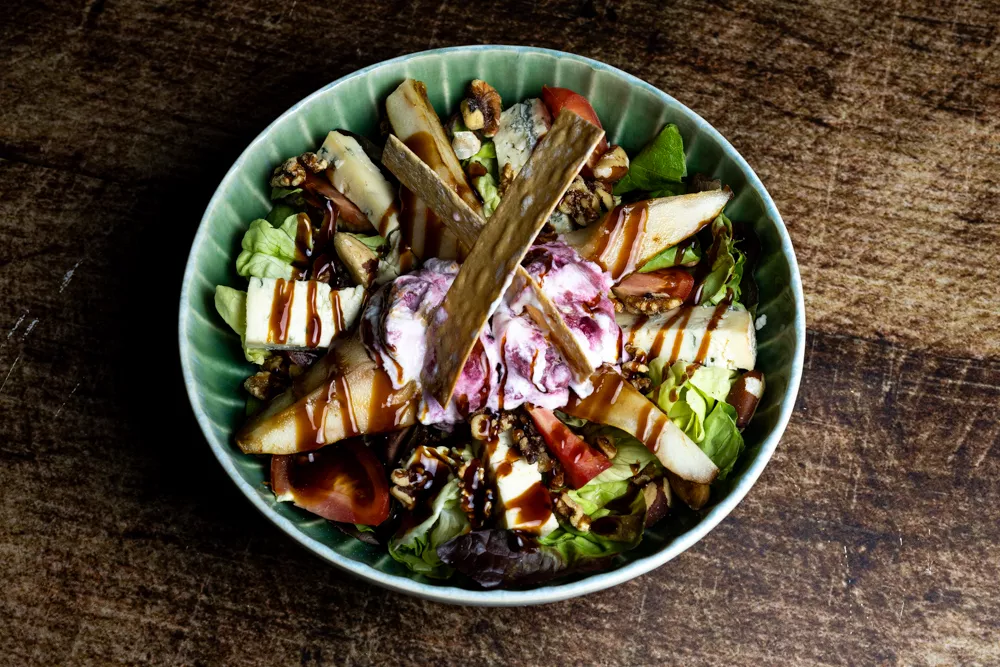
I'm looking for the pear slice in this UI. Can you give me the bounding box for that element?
[385,79,483,261]
[562,189,732,282]
[236,337,417,455]
[561,369,718,484]
[333,232,379,288]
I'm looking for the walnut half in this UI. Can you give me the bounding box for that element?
[553,492,592,532]
[460,79,502,137]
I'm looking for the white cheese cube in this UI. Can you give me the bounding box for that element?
[245,278,364,351]
[484,430,559,537]
[494,99,552,178]
[617,305,756,370]
[451,131,482,160]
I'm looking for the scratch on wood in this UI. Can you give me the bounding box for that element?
[60,261,82,293]
[54,382,81,418]
[5,314,26,343]
[0,355,20,394]
[22,319,39,339]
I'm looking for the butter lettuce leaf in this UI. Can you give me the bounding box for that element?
[389,477,470,578]
[700,402,743,480]
[236,216,301,280]
[270,187,303,200]
[567,427,660,516]
[647,361,743,480]
[265,202,299,226]
[614,124,687,196]
[698,213,745,306]
[473,174,501,218]
[214,285,269,364]
[463,141,501,218]
[639,239,703,272]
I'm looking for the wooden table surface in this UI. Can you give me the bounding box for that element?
[3,0,999,664]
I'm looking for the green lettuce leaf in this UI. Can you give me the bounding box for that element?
[639,239,703,272]
[567,427,659,515]
[700,402,743,480]
[647,361,743,480]
[265,202,299,226]
[648,182,687,198]
[214,285,269,364]
[473,174,501,218]
[437,485,646,589]
[463,141,501,218]
[270,187,303,200]
[389,477,470,578]
[236,216,301,280]
[614,124,687,195]
[698,213,745,305]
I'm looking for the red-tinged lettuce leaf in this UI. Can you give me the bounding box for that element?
[438,486,647,589]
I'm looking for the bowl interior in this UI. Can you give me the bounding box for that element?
[179,46,804,605]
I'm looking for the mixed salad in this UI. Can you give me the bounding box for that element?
[214,78,765,588]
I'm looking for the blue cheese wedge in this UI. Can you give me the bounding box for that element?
[484,430,559,537]
[317,131,398,238]
[245,278,364,350]
[494,99,552,178]
[617,305,757,370]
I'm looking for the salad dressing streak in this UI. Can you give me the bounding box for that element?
[305,281,322,348]
[593,201,650,281]
[268,278,296,344]
[400,132,467,260]
[506,481,554,531]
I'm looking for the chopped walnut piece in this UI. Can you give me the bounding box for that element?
[621,356,652,393]
[460,79,502,137]
[243,371,288,401]
[556,176,604,227]
[624,344,647,366]
[300,152,329,173]
[553,492,592,532]
[591,434,618,460]
[457,458,494,528]
[592,145,630,183]
[632,462,663,487]
[270,157,307,188]
[262,355,286,373]
[618,294,685,315]
[499,162,516,195]
[470,413,493,441]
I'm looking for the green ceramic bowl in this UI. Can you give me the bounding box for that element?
[179,45,805,606]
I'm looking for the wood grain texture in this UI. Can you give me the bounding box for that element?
[1,0,998,665]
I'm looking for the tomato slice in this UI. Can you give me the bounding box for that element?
[541,86,610,158]
[526,405,612,489]
[612,268,695,300]
[271,439,390,525]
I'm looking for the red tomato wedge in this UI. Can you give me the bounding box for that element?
[541,86,610,158]
[271,440,390,525]
[612,268,695,300]
[527,405,612,489]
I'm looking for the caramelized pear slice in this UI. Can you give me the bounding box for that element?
[563,189,732,282]
[236,337,417,455]
[561,369,718,484]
